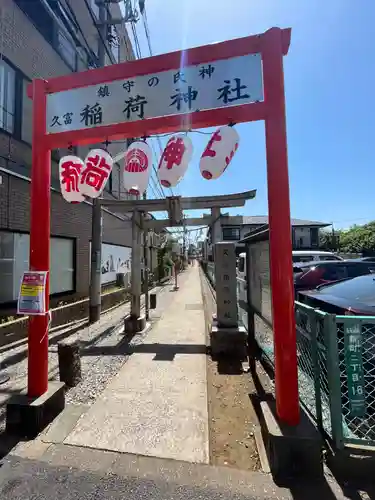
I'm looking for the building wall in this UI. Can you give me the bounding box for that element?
[293,227,312,249]
[0,0,135,302]
[219,221,321,250]
[0,171,132,298]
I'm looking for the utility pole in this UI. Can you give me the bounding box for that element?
[89,0,107,323]
[143,192,149,321]
[149,231,153,285]
[125,209,143,333]
[211,206,221,261]
[331,222,336,251]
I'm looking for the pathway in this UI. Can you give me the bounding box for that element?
[64,266,210,463]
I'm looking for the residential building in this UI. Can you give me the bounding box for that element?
[207,215,330,256]
[0,0,138,304]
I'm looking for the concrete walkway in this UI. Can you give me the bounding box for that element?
[65,266,209,464]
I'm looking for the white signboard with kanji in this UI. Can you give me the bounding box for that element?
[46,54,263,134]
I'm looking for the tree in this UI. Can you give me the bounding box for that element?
[338,221,375,254]
[156,236,175,281]
[319,229,341,251]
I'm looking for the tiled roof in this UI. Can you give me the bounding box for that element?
[240,216,330,227]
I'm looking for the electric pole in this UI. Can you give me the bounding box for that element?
[89,0,106,323]
[143,191,150,321]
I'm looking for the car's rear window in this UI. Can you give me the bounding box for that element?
[318,275,375,305]
[238,256,245,273]
[293,255,314,263]
[320,256,341,261]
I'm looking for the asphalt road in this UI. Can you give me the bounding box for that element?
[0,452,352,500]
[0,455,285,500]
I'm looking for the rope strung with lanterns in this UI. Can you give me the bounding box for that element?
[58,125,239,203]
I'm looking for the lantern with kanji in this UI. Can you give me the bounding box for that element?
[123,141,152,196]
[157,135,193,188]
[79,149,113,198]
[199,126,239,180]
[59,155,85,203]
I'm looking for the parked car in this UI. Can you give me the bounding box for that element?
[297,274,375,316]
[293,260,375,292]
[360,256,375,262]
[237,250,343,281]
[292,250,343,263]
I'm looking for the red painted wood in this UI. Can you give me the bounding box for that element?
[28,79,50,397]
[262,28,299,425]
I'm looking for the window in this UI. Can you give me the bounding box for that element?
[238,256,245,273]
[322,265,348,281]
[50,237,75,294]
[347,264,375,279]
[22,79,32,144]
[222,227,240,241]
[110,40,120,64]
[14,0,55,44]
[293,255,314,263]
[320,256,340,261]
[57,31,77,70]
[0,60,16,133]
[310,227,319,247]
[90,0,99,18]
[0,232,75,303]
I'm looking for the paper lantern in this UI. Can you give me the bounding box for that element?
[157,135,193,188]
[123,141,152,196]
[59,155,85,203]
[80,149,113,198]
[199,126,239,180]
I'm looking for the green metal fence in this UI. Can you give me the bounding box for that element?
[237,277,248,330]
[295,301,375,449]
[335,316,375,447]
[206,262,215,287]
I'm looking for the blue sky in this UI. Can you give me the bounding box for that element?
[128,0,375,231]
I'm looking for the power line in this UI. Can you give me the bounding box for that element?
[141,3,153,56]
[139,3,178,198]
[149,141,167,199]
[128,12,175,199]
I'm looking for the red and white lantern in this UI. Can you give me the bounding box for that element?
[199,126,239,180]
[123,141,152,196]
[79,149,113,199]
[59,155,85,203]
[157,135,193,188]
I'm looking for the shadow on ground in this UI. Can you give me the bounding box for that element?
[81,342,208,361]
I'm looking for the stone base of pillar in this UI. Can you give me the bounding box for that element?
[124,314,146,335]
[6,382,65,439]
[210,318,247,360]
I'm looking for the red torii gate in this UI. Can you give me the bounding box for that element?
[27,27,299,425]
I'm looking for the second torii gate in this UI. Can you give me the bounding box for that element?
[101,189,256,332]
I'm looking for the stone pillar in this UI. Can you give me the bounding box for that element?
[214,242,238,328]
[210,242,246,359]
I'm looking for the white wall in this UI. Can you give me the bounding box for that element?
[100,243,131,285]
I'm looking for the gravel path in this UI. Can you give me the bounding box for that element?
[0,280,172,431]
